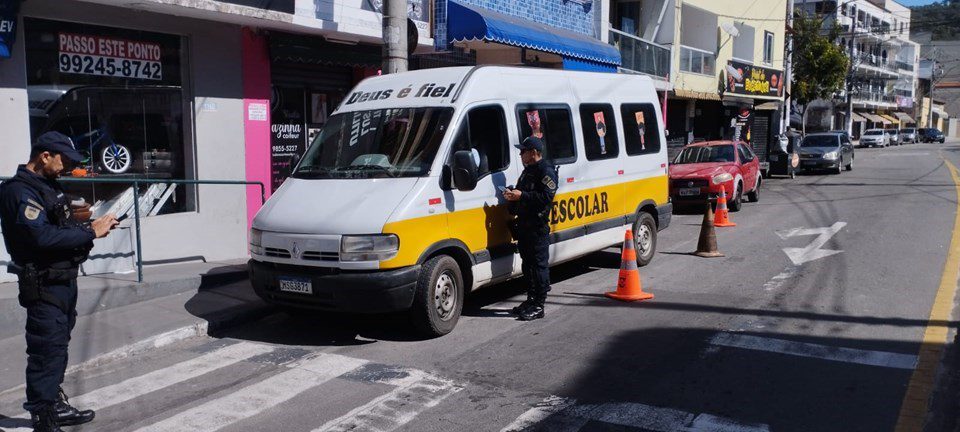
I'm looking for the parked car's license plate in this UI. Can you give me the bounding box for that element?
[278,277,312,294]
[678,188,700,196]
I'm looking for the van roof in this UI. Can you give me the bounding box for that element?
[334,66,659,114]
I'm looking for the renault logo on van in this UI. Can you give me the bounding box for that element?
[292,242,302,259]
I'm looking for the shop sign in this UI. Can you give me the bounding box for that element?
[57,33,162,80]
[270,87,308,192]
[896,95,914,108]
[0,0,19,59]
[725,60,783,98]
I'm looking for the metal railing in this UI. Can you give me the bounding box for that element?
[851,91,897,104]
[609,29,671,79]
[1,177,266,283]
[854,53,898,73]
[679,45,716,76]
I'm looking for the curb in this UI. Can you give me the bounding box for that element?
[0,302,276,399]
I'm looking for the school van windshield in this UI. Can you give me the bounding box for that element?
[293,107,454,179]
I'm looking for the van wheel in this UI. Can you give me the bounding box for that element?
[633,212,657,267]
[410,255,463,337]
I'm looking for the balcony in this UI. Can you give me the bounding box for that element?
[853,53,899,77]
[609,29,671,80]
[851,90,896,105]
[679,45,716,76]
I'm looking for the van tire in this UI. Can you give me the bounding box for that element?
[633,212,657,267]
[410,255,463,337]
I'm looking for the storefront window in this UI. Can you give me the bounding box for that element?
[23,18,191,215]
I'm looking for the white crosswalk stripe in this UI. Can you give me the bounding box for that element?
[315,368,461,432]
[0,342,275,432]
[133,353,367,432]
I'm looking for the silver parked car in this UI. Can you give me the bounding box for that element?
[885,128,901,145]
[860,129,888,148]
[900,127,917,143]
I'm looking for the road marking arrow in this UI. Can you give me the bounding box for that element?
[776,222,847,266]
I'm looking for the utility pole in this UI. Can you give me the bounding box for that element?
[382,0,408,74]
[844,19,856,137]
[783,0,794,134]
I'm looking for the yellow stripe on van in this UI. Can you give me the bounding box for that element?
[380,175,668,269]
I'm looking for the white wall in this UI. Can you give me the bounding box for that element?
[1,0,249,275]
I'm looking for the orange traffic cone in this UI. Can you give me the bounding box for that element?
[605,229,654,302]
[714,188,737,227]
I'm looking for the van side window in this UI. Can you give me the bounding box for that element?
[621,104,661,156]
[578,104,619,161]
[516,105,577,165]
[451,105,509,176]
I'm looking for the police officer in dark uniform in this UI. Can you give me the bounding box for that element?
[503,136,558,321]
[0,132,118,432]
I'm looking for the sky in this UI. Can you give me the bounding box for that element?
[898,0,944,6]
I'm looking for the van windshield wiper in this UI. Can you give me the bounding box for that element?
[292,166,332,178]
[335,164,397,177]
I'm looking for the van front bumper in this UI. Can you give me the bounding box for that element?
[248,259,420,313]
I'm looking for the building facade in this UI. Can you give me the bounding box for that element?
[796,0,919,138]
[0,0,437,281]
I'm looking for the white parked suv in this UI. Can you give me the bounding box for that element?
[860,129,889,148]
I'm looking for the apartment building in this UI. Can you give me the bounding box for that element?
[797,0,919,138]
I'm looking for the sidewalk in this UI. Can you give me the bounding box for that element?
[0,260,251,340]
[0,259,276,394]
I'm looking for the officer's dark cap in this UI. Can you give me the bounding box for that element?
[34,132,84,163]
[515,136,544,153]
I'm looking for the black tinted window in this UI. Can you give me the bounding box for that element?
[517,106,576,164]
[579,104,619,161]
[621,103,660,155]
[450,105,509,177]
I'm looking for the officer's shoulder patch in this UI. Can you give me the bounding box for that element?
[26,198,43,209]
[542,175,557,190]
[24,205,41,221]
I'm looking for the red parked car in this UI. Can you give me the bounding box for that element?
[668,140,761,212]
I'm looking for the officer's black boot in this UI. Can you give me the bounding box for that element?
[511,294,536,315]
[517,296,545,321]
[54,387,95,426]
[31,406,64,432]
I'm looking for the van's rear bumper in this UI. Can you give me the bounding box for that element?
[248,259,420,313]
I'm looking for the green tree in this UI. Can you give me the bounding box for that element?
[791,12,850,107]
[912,1,960,40]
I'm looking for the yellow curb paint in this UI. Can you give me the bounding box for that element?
[894,158,960,432]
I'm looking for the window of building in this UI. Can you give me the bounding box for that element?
[763,31,775,65]
[449,105,509,177]
[578,104,619,161]
[732,24,756,63]
[680,46,715,75]
[517,105,577,164]
[621,104,661,156]
[23,18,192,215]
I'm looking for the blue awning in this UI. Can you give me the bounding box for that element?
[447,0,621,67]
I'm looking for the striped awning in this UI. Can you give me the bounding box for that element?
[674,89,721,101]
[880,114,900,124]
[863,113,889,124]
[895,112,916,123]
[851,112,867,122]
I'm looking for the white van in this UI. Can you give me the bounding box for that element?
[248,66,672,336]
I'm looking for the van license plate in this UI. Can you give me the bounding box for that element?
[679,188,700,196]
[278,277,312,295]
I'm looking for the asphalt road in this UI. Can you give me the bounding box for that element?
[3,141,960,432]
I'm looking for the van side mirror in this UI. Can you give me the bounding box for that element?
[451,150,479,191]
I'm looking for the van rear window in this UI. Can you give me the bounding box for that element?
[621,104,661,156]
[517,105,577,165]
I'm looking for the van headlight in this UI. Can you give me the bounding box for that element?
[249,228,263,255]
[341,234,399,262]
[711,173,733,185]
[823,151,839,160]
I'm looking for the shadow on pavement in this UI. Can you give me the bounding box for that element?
[531,327,938,432]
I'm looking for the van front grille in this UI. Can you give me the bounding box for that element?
[264,247,292,259]
[302,251,339,262]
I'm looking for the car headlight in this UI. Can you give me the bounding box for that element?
[823,151,839,160]
[341,234,400,262]
[249,228,263,255]
[711,173,734,185]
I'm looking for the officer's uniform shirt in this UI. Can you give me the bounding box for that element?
[0,166,95,267]
[510,159,559,234]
